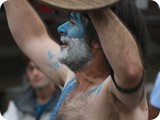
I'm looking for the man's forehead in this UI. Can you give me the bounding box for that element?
[70,12,80,19]
[69,12,89,21]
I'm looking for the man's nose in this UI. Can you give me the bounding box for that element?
[57,23,67,35]
[32,68,39,75]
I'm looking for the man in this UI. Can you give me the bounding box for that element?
[3,57,61,120]
[149,72,160,120]
[4,0,149,119]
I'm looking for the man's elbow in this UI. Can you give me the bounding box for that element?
[125,62,143,88]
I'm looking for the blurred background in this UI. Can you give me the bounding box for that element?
[0,0,160,113]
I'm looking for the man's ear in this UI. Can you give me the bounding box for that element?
[92,41,101,49]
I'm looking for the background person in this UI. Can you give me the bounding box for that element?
[3,56,61,120]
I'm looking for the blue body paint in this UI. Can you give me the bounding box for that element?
[57,12,85,38]
[48,51,55,60]
[52,61,60,69]
[96,82,104,95]
[50,77,76,120]
[47,51,60,69]
[87,81,105,96]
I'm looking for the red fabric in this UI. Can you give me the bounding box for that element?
[39,4,53,13]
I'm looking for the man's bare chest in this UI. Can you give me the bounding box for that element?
[55,88,121,120]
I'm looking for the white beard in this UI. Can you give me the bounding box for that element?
[58,36,92,71]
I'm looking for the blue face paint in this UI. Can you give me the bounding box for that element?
[57,12,85,38]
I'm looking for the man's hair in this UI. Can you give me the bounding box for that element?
[84,0,149,71]
[23,55,30,66]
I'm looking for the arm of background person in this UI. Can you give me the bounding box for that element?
[4,0,74,86]
[89,8,144,109]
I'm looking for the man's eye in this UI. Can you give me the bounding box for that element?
[70,20,76,25]
[26,66,34,71]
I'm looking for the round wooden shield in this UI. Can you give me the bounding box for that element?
[40,0,120,11]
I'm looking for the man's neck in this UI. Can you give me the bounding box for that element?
[76,51,109,86]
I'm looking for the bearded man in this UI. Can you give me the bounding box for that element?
[4,0,149,119]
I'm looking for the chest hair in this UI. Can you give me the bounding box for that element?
[56,87,123,120]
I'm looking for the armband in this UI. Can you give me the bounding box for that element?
[111,71,144,94]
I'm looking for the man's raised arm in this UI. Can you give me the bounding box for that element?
[4,0,71,86]
[89,8,144,109]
